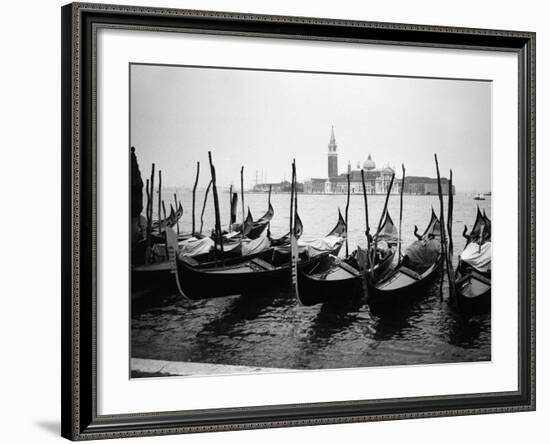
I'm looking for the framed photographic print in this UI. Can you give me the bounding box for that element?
[61,2,536,440]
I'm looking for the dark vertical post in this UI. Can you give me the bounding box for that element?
[345,173,350,257]
[240,166,245,232]
[447,169,456,296]
[371,173,395,280]
[268,184,272,237]
[144,178,151,264]
[434,154,448,300]
[192,161,200,235]
[398,164,406,261]
[173,193,179,236]
[293,181,298,219]
[447,170,454,260]
[162,200,168,258]
[208,152,224,259]
[289,163,294,249]
[162,201,167,225]
[360,169,370,248]
[145,179,151,234]
[359,169,371,298]
[199,180,212,235]
[145,163,155,264]
[157,170,162,235]
[228,185,233,231]
[294,167,298,234]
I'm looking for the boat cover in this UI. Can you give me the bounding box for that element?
[219,240,241,253]
[404,238,440,274]
[241,229,271,256]
[461,241,492,272]
[178,236,215,257]
[302,235,343,258]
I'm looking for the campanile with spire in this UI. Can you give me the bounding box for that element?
[328,125,338,178]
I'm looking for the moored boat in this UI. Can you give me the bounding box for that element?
[454,208,491,311]
[473,193,485,201]
[368,210,443,307]
[297,211,397,306]
[169,211,346,300]
[152,202,183,230]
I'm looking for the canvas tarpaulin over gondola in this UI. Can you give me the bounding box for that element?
[403,238,441,274]
[303,235,344,258]
[241,227,271,256]
[460,241,491,273]
[178,237,215,258]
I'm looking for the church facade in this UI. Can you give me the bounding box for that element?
[303,127,401,195]
[303,127,454,195]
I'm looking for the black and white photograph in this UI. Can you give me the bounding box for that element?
[1,0,544,442]
[130,63,492,378]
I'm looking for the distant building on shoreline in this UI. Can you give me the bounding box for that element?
[302,126,454,195]
[403,176,455,195]
[251,181,303,193]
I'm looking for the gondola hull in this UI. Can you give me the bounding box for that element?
[176,249,332,300]
[297,256,363,306]
[133,245,275,290]
[368,255,443,307]
[455,210,492,313]
[298,248,396,306]
[455,268,491,312]
[133,231,297,291]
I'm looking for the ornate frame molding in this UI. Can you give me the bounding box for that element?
[61,3,535,440]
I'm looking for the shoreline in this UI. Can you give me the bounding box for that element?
[244,191,458,196]
[131,358,294,378]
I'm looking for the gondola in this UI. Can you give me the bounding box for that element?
[229,203,274,239]
[256,202,275,224]
[135,202,284,282]
[169,211,346,300]
[132,208,275,292]
[203,204,295,263]
[151,202,184,231]
[454,208,491,311]
[133,202,185,263]
[473,193,485,201]
[192,203,274,261]
[269,209,345,257]
[243,206,272,239]
[367,210,443,307]
[133,199,294,291]
[297,211,398,306]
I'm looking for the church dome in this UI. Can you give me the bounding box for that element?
[363,154,376,170]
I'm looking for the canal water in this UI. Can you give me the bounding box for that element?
[131,192,491,374]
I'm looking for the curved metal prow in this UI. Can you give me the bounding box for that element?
[413,225,421,240]
[462,224,469,239]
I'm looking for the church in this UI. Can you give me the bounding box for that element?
[303,127,401,195]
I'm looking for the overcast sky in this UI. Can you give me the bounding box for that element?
[130,64,491,193]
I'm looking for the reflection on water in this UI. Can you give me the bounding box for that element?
[131,193,491,372]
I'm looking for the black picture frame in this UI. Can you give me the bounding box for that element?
[61,2,536,440]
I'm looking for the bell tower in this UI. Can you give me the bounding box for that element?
[328,126,338,178]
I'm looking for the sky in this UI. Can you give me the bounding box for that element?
[130,64,491,193]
